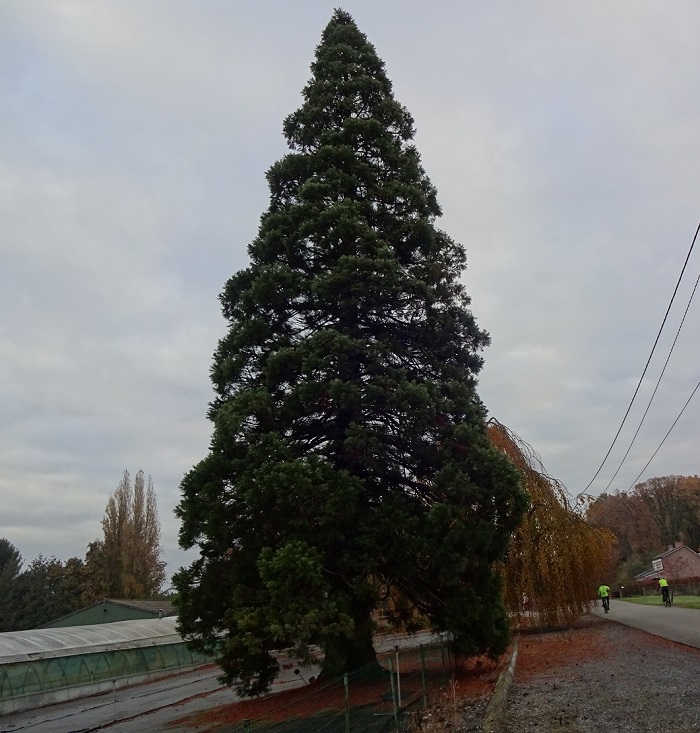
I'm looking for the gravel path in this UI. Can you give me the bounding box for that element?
[503,616,700,732]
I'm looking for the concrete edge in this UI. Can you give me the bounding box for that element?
[481,636,519,733]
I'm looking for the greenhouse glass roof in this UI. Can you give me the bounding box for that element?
[0,617,181,664]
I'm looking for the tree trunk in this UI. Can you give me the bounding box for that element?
[318,609,381,680]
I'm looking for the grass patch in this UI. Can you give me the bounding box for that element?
[620,595,700,609]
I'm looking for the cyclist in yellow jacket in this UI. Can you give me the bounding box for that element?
[598,583,611,613]
[658,577,670,606]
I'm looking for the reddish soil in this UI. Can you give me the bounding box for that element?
[514,620,608,682]
[173,618,679,731]
[169,652,507,731]
[514,614,700,683]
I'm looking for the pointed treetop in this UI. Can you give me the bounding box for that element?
[283,8,414,152]
[329,8,356,26]
[320,8,370,46]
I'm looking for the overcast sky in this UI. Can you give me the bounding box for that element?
[3,1,700,580]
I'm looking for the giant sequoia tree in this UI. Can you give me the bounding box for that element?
[174,10,526,696]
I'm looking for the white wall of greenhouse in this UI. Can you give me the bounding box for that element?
[0,617,214,715]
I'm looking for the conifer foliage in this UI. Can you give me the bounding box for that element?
[174,10,526,696]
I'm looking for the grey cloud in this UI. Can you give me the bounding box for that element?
[2,1,700,574]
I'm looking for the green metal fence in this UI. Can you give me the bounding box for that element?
[217,639,454,733]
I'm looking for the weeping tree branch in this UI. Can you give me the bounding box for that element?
[488,419,616,630]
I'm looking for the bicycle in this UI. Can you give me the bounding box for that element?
[662,588,672,608]
[601,596,610,613]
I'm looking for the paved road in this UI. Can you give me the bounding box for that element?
[593,598,700,648]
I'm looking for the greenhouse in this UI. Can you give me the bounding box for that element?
[0,616,213,715]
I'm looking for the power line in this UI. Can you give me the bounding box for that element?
[579,220,700,496]
[621,378,700,494]
[587,376,700,527]
[598,270,700,494]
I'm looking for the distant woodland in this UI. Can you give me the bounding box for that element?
[586,475,700,584]
[0,470,166,631]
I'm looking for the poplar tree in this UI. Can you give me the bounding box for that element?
[92,469,166,598]
[174,9,526,696]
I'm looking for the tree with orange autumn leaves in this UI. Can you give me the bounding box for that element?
[488,420,616,629]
